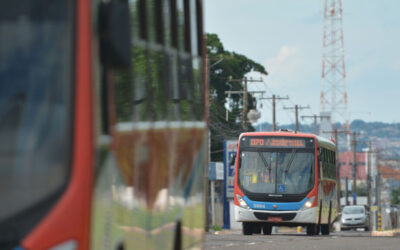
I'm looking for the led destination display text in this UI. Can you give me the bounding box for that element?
[244,137,308,148]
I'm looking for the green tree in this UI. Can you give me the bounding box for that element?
[356,183,367,196]
[392,189,399,205]
[207,33,267,161]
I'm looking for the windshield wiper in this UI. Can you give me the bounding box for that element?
[283,149,296,183]
[258,151,272,182]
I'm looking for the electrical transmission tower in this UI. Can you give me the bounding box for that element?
[320,0,350,148]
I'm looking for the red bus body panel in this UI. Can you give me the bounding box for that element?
[22,0,93,248]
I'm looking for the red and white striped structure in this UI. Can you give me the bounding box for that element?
[320,0,350,147]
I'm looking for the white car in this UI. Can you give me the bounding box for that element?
[340,205,369,231]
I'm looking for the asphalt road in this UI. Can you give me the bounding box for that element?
[204,229,400,250]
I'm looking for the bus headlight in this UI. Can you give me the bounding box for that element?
[304,201,312,208]
[301,196,315,210]
[236,194,250,209]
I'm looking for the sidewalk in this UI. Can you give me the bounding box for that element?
[371,228,400,237]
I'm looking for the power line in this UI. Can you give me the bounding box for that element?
[260,95,289,131]
[301,114,331,135]
[225,77,263,130]
[283,105,311,132]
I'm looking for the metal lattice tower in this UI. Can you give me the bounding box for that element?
[320,0,350,148]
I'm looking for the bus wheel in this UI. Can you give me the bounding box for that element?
[253,223,262,234]
[242,222,253,235]
[262,224,272,235]
[321,224,330,235]
[306,224,318,235]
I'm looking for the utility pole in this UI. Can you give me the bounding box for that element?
[376,149,382,231]
[334,129,340,211]
[225,77,263,131]
[243,77,248,130]
[301,114,331,135]
[367,141,372,230]
[345,176,349,205]
[352,131,357,205]
[283,105,310,132]
[260,94,289,131]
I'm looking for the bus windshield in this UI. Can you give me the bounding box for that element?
[0,0,73,236]
[239,150,315,195]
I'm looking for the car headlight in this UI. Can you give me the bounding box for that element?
[301,196,315,210]
[236,194,250,209]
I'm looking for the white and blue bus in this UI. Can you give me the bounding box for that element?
[234,131,337,235]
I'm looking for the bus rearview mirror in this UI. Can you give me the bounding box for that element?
[99,0,131,69]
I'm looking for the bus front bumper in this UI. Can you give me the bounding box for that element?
[235,205,317,224]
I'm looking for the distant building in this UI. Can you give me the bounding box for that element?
[338,151,366,180]
[379,166,400,181]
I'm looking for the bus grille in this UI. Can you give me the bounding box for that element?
[253,212,296,221]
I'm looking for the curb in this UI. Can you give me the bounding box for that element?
[371,230,400,237]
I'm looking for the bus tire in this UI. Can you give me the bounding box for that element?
[321,224,330,235]
[306,224,318,235]
[242,222,253,235]
[262,224,272,235]
[253,223,262,234]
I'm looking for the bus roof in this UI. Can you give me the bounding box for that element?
[239,131,336,151]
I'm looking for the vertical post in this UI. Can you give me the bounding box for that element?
[352,132,357,205]
[295,105,299,132]
[272,94,276,131]
[376,150,382,231]
[205,53,210,232]
[313,115,317,135]
[335,129,341,212]
[222,142,230,229]
[345,176,349,205]
[210,180,215,226]
[266,95,289,131]
[367,142,372,229]
[376,173,382,231]
[242,77,248,131]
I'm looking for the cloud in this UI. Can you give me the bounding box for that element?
[265,45,302,83]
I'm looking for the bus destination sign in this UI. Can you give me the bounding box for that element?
[245,137,307,148]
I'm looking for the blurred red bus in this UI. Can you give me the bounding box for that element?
[0,0,207,249]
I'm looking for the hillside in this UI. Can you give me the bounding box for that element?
[256,120,400,160]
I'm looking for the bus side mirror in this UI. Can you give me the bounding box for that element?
[99,0,131,69]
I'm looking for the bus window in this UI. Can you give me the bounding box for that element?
[169,0,178,48]
[189,0,199,56]
[138,0,147,40]
[192,56,204,121]
[0,0,74,241]
[176,0,186,51]
[190,0,204,121]
[148,49,168,121]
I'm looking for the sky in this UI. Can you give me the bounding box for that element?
[204,0,400,126]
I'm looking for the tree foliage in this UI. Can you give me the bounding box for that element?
[392,189,399,205]
[207,33,267,161]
